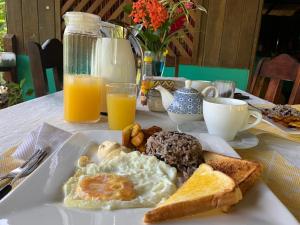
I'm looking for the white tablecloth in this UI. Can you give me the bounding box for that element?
[0,90,299,168]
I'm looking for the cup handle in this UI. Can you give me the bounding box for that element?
[239,110,262,132]
[201,86,219,98]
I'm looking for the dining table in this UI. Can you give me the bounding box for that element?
[0,89,267,152]
[0,89,300,223]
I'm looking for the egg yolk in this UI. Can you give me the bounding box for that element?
[76,173,136,201]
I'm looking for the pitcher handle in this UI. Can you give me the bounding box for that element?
[113,38,118,65]
[239,110,262,132]
[201,86,219,98]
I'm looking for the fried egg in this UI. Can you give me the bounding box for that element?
[63,143,177,210]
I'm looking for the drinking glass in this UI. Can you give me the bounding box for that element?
[213,80,235,98]
[106,83,137,130]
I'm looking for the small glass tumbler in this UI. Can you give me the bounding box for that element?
[213,80,236,98]
[106,83,137,130]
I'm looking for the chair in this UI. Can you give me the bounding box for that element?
[1,34,17,82]
[162,66,176,77]
[162,55,249,90]
[28,39,63,97]
[162,56,177,77]
[250,54,300,104]
[178,65,249,90]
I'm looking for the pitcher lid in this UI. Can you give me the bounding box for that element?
[63,12,101,28]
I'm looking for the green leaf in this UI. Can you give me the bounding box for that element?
[123,4,133,15]
[26,88,34,96]
[19,78,26,88]
[0,73,6,85]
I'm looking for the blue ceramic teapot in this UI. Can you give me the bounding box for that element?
[156,80,212,124]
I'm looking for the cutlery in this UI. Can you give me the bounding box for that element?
[234,92,250,100]
[248,102,264,113]
[0,149,44,182]
[0,149,48,200]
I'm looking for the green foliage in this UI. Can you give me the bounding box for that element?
[0,0,7,51]
[6,80,24,106]
[123,4,132,15]
[0,73,33,108]
[124,0,206,54]
[5,78,33,107]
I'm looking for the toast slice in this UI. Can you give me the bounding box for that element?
[144,164,242,223]
[203,151,262,195]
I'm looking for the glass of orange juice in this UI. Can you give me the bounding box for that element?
[64,75,102,123]
[106,83,137,130]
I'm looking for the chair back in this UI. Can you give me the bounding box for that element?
[2,34,17,82]
[250,54,300,104]
[178,65,249,90]
[28,39,63,97]
[162,56,178,77]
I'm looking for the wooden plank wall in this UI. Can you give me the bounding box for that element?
[198,0,263,72]
[5,0,263,73]
[59,0,197,61]
[5,0,61,54]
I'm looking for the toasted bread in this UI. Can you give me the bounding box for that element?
[144,164,242,223]
[203,151,262,195]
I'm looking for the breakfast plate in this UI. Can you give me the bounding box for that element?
[249,104,300,135]
[0,130,298,225]
[262,117,300,135]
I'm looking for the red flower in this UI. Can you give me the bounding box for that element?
[169,2,194,34]
[170,16,186,34]
[185,2,194,9]
[129,0,168,31]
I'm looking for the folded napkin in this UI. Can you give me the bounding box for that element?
[251,104,300,143]
[0,123,71,188]
[12,123,72,161]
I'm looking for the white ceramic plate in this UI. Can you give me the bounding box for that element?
[0,130,298,225]
[248,104,300,135]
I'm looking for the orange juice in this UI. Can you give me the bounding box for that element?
[64,75,102,122]
[107,94,136,130]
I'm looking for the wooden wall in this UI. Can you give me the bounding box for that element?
[197,0,263,72]
[5,0,263,73]
[5,0,61,54]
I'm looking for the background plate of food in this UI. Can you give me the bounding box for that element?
[260,105,300,135]
[0,129,298,225]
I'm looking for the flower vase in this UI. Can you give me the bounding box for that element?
[152,52,166,77]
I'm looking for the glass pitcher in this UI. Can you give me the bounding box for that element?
[63,12,102,123]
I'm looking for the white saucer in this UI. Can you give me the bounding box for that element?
[227,132,259,149]
[177,121,207,133]
[177,122,259,149]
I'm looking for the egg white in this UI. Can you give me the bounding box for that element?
[63,151,177,210]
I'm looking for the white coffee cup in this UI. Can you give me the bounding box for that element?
[203,98,262,141]
[191,80,219,97]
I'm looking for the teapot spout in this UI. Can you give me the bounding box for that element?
[155,85,174,111]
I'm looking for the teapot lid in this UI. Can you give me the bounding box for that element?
[177,80,198,94]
